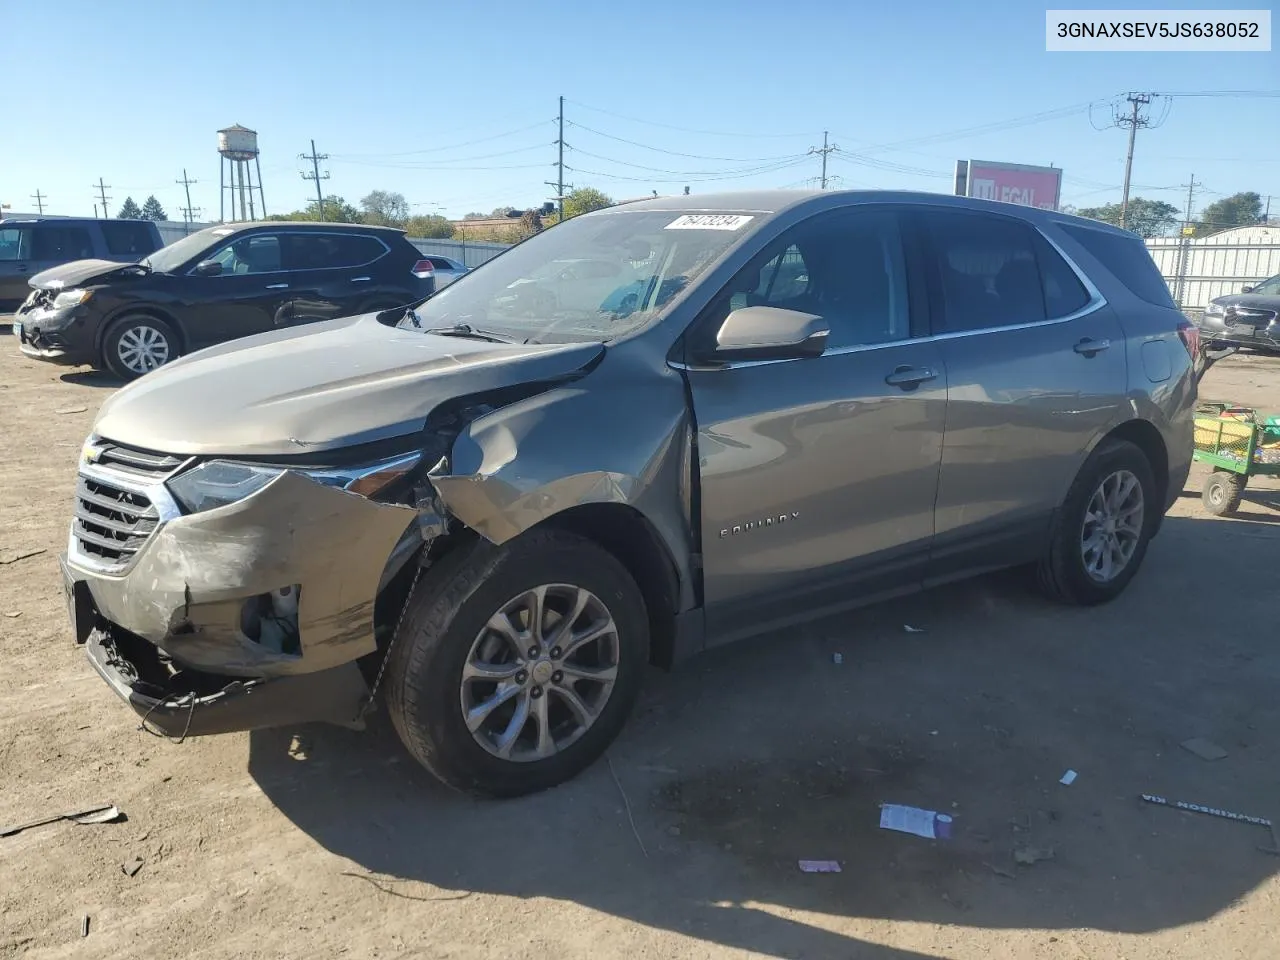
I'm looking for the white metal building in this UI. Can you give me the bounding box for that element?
[1146,225,1280,310]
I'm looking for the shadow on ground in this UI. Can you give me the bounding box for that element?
[58,369,124,388]
[250,512,1280,959]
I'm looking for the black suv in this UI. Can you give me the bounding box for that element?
[14,222,434,379]
[1198,272,1280,353]
[0,217,163,311]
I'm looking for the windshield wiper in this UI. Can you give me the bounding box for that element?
[423,322,520,344]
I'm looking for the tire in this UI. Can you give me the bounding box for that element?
[1201,471,1245,516]
[385,530,649,798]
[1037,439,1158,606]
[103,315,179,380]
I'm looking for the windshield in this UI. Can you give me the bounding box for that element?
[397,210,758,343]
[1252,274,1280,296]
[143,226,239,273]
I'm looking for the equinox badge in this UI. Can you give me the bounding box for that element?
[720,511,799,539]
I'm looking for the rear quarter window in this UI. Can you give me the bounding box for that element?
[101,221,161,257]
[1058,224,1175,309]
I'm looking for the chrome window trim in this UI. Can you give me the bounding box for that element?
[670,219,1108,372]
[185,230,392,277]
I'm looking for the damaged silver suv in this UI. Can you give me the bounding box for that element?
[61,191,1196,797]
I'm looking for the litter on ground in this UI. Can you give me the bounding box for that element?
[1060,769,1078,785]
[880,804,953,840]
[798,860,842,873]
[1181,737,1229,761]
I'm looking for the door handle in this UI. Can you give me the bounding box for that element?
[265,283,289,290]
[16,265,27,273]
[1073,337,1111,357]
[349,276,371,283]
[885,365,937,390]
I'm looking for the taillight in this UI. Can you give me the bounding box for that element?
[411,259,435,280]
[1176,320,1200,358]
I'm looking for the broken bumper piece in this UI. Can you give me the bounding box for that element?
[85,628,370,737]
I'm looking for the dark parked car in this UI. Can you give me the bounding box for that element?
[0,217,163,312]
[59,191,1196,797]
[1197,272,1280,352]
[13,221,434,379]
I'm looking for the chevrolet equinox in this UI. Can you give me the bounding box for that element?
[60,191,1196,797]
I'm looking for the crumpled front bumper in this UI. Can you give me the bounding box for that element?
[62,470,417,735]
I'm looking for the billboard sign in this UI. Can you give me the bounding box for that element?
[954,160,1062,211]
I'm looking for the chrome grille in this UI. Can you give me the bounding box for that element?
[71,439,185,571]
[74,477,160,567]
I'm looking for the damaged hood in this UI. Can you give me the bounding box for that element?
[29,258,143,289]
[93,313,604,456]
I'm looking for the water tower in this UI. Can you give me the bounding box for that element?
[218,124,267,222]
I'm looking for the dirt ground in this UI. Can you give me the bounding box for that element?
[2,330,1279,960]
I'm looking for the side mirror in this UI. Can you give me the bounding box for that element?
[194,260,223,277]
[706,305,829,363]
[1242,285,1255,294]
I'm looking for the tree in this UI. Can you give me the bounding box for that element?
[1195,192,1263,236]
[140,195,167,221]
[360,190,410,227]
[561,187,613,219]
[518,208,543,238]
[117,197,143,220]
[266,195,361,223]
[489,206,516,218]
[403,214,454,239]
[1076,197,1179,238]
[463,211,487,220]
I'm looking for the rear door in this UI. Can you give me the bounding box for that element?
[30,222,95,275]
[275,231,393,325]
[916,207,1127,581]
[99,220,162,262]
[682,206,947,643]
[0,223,34,308]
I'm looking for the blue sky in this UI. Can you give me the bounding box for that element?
[4,0,1277,221]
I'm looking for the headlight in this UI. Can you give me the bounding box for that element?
[166,452,424,514]
[52,289,93,309]
[1204,302,1225,316]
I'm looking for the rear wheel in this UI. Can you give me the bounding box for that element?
[103,315,179,379]
[1038,439,1157,606]
[385,530,649,798]
[1201,471,1245,516]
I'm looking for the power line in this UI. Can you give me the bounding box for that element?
[331,144,550,168]
[808,132,839,190]
[566,99,816,139]
[564,157,809,184]
[328,120,555,160]
[564,146,806,177]
[564,120,801,163]
[93,178,111,219]
[29,190,45,215]
[300,139,330,220]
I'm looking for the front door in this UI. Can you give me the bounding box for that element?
[183,232,293,349]
[913,207,1129,581]
[0,223,33,309]
[680,207,947,643]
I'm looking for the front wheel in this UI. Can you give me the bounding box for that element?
[1038,439,1158,606]
[103,315,179,379]
[385,530,649,798]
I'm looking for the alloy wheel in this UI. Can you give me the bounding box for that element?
[460,584,619,762]
[1080,469,1145,583]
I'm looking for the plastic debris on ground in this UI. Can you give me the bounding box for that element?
[832,653,843,664]
[879,803,953,840]
[903,624,925,634]
[1180,737,1229,761]
[1014,845,1056,865]
[798,860,842,873]
[1060,769,1078,786]
[122,857,145,877]
[1141,793,1270,827]
[1,804,123,838]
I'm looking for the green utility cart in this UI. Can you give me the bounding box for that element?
[1193,403,1280,516]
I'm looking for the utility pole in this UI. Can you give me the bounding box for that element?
[29,190,46,215]
[808,132,838,190]
[1114,93,1155,230]
[176,169,199,234]
[94,178,111,219]
[556,96,565,222]
[1265,195,1272,225]
[1173,173,1202,308]
[300,139,330,219]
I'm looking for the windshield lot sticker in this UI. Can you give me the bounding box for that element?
[665,214,754,231]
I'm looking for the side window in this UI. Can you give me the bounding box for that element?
[696,209,911,352]
[1034,233,1091,317]
[283,234,385,270]
[428,257,455,270]
[101,221,160,256]
[1058,224,1176,308]
[211,234,282,275]
[32,226,94,261]
[923,211,1046,333]
[0,227,30,262]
